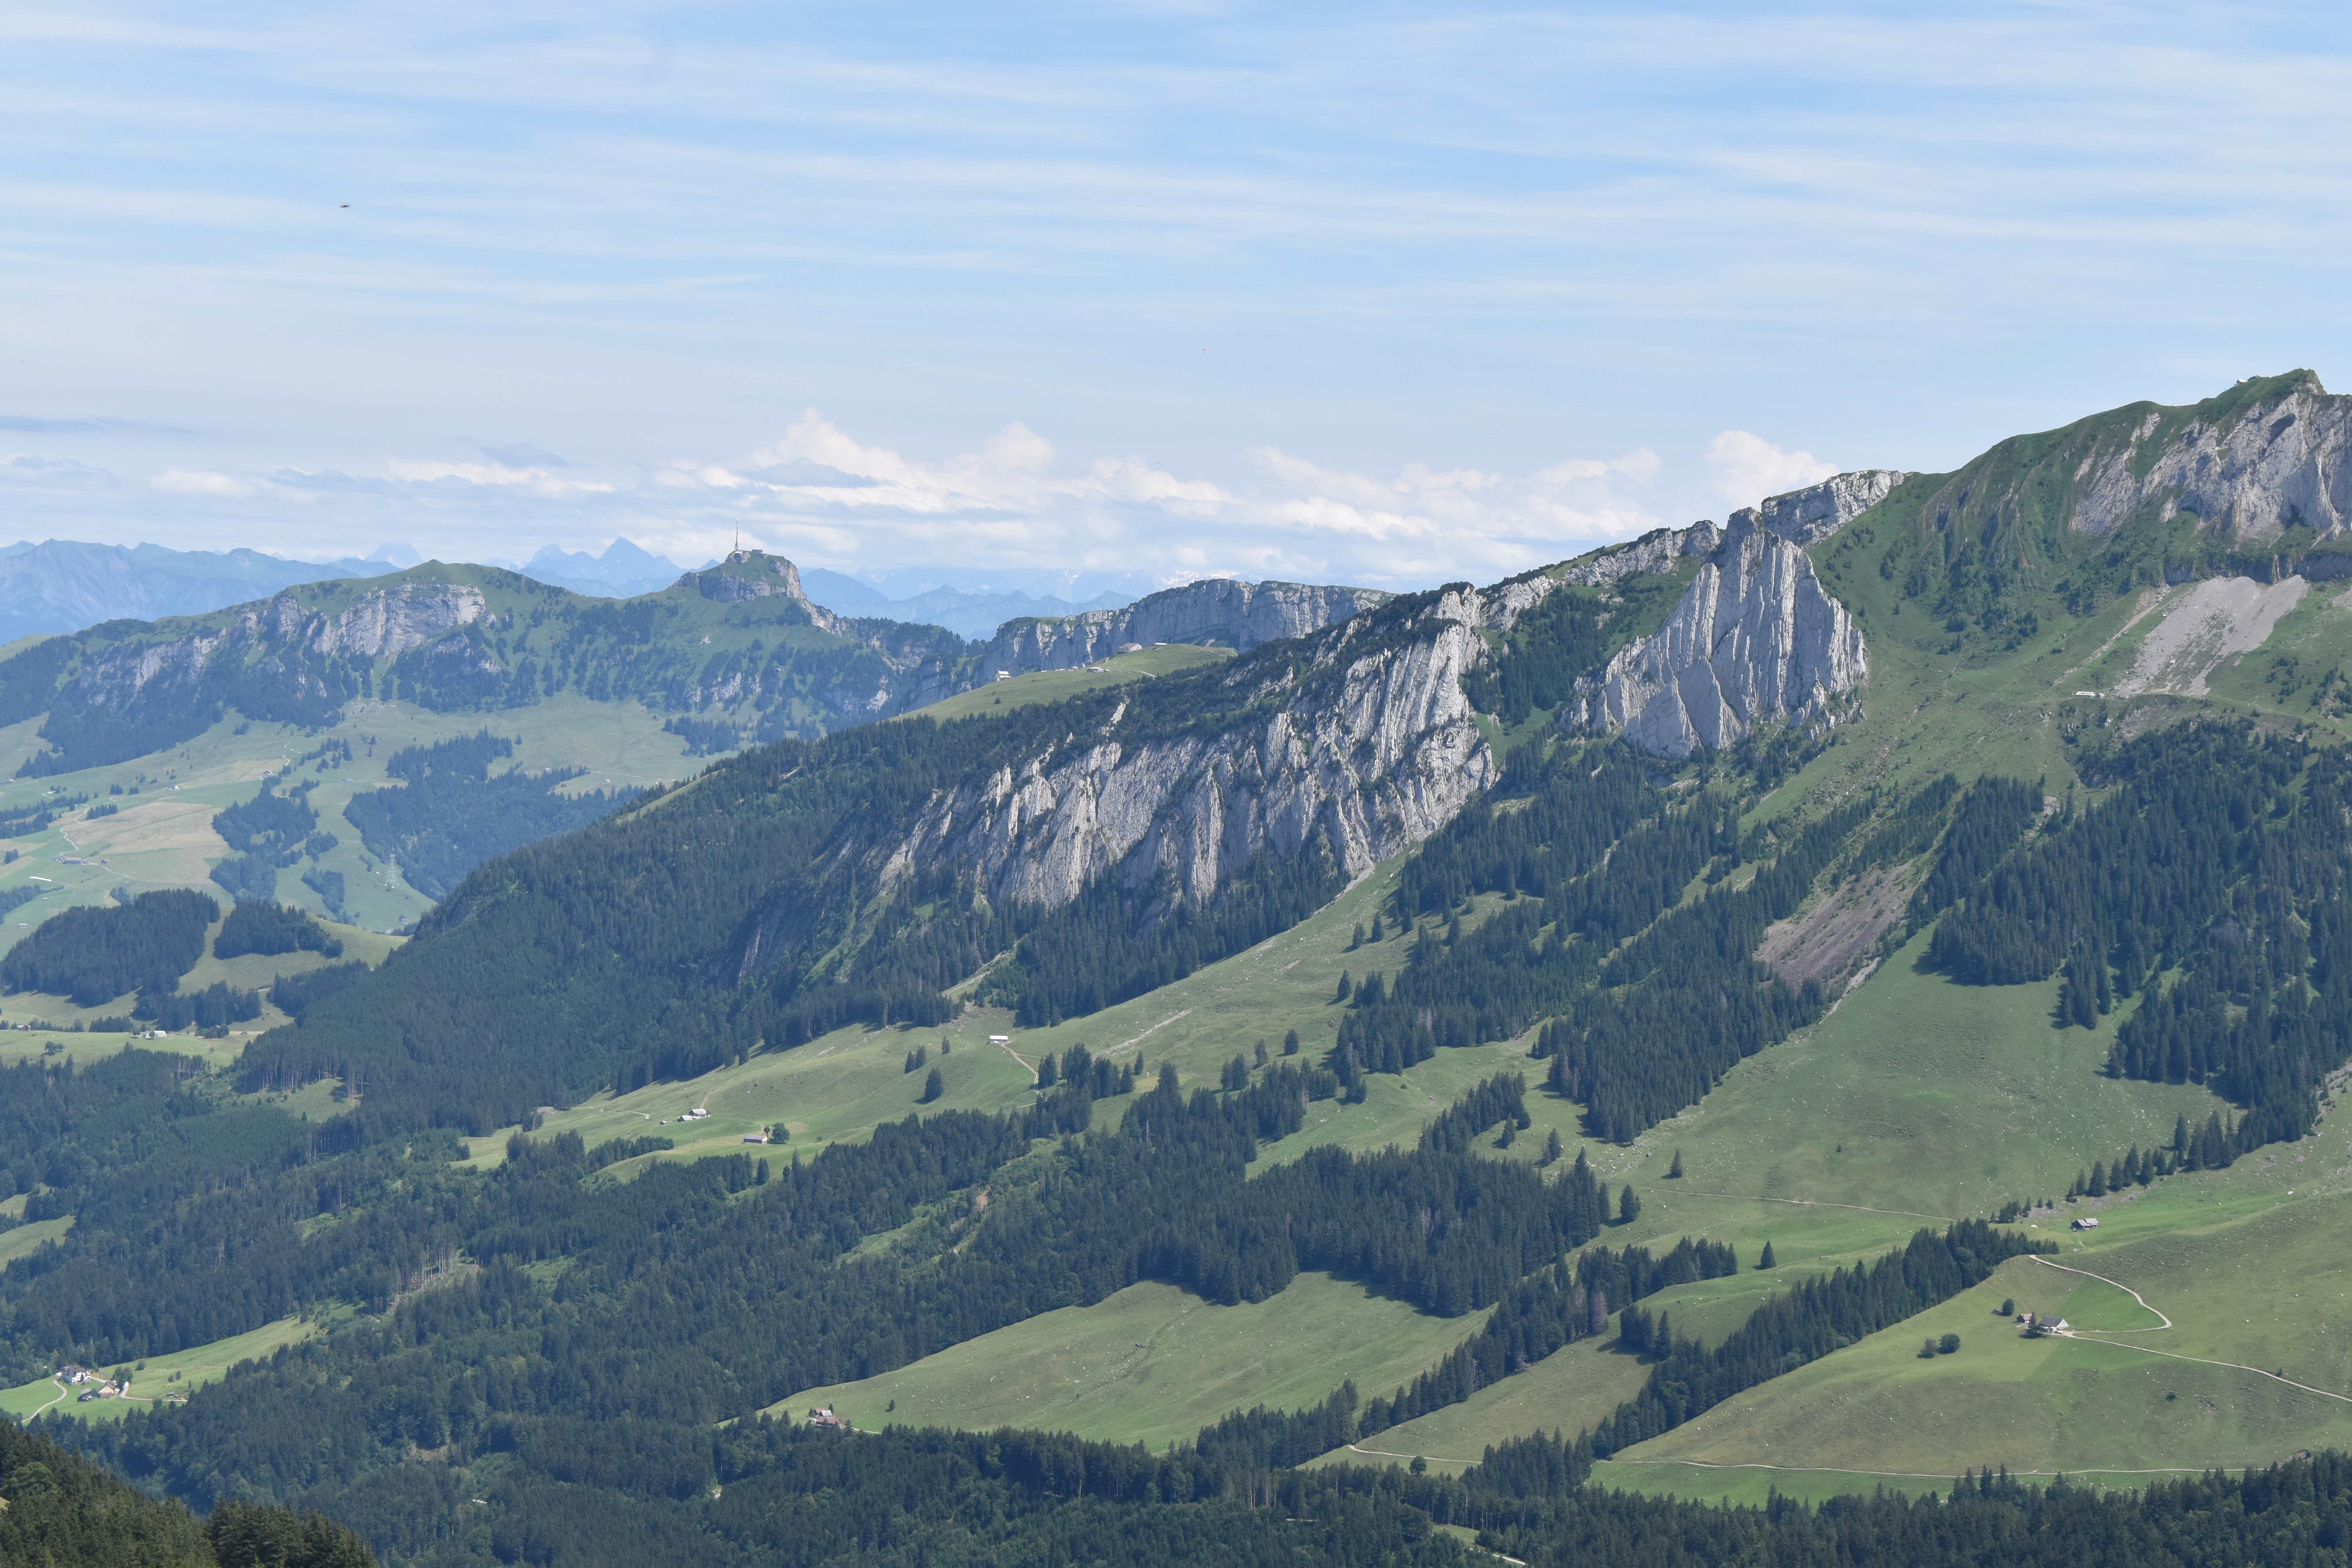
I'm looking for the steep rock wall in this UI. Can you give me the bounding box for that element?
[676,553,841,632]
[1571,517,1867,758]
[1736,470,1913,546]
[65,580,489,708]
[885,588,1490,919]
[1904,372,2352,549]
[977,578,1389,679]
[1553,522,1721,589]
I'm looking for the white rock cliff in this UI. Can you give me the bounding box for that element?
[883,588,1492,919]
[976,579,1390,679]
[1570,514,1868,758]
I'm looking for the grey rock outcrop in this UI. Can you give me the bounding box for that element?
[1552,522,1721,588]
[1570,517,1867,758]
[64,578,492,711]
[2068,373,2352,542]
[677,553,839,631]
[1734,470,1913,546]
[976,578,1388,679]
[884,589,1490,919]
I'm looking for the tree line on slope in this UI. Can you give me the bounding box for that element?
[1457,566,1697,728]
[0,888,344,1031]
[340,732,623,902]
[0,1415,370,1568]
[39,1070,1583,1511]
[233,604,1439,1138]
[0,889,217,1007]
[1332,746,2122,1149]
[1329,738,1935,1142]
[1933,724,2352,1160]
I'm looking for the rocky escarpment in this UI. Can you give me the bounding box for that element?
[976,578,1389,680]
[884,586,1495,919]
[1736,469,1913,545]
[1554,521,1721,588]
[1570,515,1867,758]
[63,579,489,711]
[675,552,840,632]
[2067,372,2352,542]
[1922,370,2352,547]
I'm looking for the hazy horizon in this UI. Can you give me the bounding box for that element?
[6,4,2349,589]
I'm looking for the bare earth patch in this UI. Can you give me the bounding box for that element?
[1756,865,1910,989]
[2115,575,2307,697]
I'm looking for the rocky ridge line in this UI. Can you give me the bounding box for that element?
[882,584,1497,921]
[1567,474,1880,758]
[976,579,1391,681]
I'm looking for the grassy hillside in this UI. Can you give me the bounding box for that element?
[0,1313,324,1424]
[0,697,705,935]
[1618,1163,2352,1485]
[0,897,400,1058]
[775,1271,1490,1448]
[450,466,2352,1505]
[23,381,2352,1559]
[1605,926,2224,1220]
[906,643,1231,722]
[468,864,1597,1180]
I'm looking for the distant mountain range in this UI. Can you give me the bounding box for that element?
[506,540,1134,639]
[0,537,1138,648]
[797,568,1132,639]
[0,539,410,646]
[514,538,689,599]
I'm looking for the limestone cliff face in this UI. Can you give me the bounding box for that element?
[676,553,838,631]
[882,587,1492,919]
[1570,516,1867,758]
[1735,470,1913,546]
[1906,372,2352,548]
[1552,522,1721,588]
[2067,374,2352,542]
[977,578,1389,679]
[64,579,490,709]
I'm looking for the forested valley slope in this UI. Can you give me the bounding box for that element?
[7,373,2352,1564]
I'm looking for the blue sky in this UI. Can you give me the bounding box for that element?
[4,2,2350,591]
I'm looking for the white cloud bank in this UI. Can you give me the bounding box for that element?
[1704,431,1839,515]
[4,417,1843,592]
[637,413,1670,588]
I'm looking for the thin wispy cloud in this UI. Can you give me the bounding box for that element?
[0,4,2345,576]
[0,414,191,436]
[2,416,1695,590]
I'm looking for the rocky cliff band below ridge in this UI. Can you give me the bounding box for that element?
[676,552,841,632]
[1919,370,2352,546]
[883,585,1499,922]
[1552,521,1721,588]
[1734,469,1914,546]
[1570,514,1867,759]
[976,578,1390,680]
[1537,467,1907,596]
[63,577,492,713]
